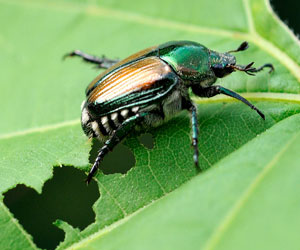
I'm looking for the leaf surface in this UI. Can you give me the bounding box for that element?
[0,0,299,249]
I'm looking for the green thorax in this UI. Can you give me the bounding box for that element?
[209,50,236,69]
[158,41,212,81]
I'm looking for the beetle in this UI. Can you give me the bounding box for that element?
[66,40,274,184]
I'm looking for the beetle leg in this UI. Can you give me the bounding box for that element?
[189,104,201,172]
[64,50,119,69]
[183,99,201,172]
[193,85,265,120]
[86,112,148,184]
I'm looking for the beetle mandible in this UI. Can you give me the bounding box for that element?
[66,40,274,184]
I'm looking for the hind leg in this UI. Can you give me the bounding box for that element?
[64,50,119,69]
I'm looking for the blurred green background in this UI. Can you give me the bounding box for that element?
[3,0,300,249]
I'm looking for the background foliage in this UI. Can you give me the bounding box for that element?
[0,0,300,249]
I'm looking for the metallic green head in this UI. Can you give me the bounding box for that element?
[209,50,236,78]
[209,41,251,78]
[158,41,258,86]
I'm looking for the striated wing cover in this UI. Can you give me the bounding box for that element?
[86,56,178,116]
[85,46,157,96]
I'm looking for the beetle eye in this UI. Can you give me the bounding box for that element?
[212,65,234,78]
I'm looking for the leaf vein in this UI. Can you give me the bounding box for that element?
[96,179,128,217]
[147,151,167,194]
[0,201,38,249]
[203,130,300,250]
[96,178,128,217]
[1,0,299,80]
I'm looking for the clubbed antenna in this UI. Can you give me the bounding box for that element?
[227,41,249,53]
[232,62,274,75]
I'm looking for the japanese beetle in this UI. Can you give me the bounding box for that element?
[66,40,274,183]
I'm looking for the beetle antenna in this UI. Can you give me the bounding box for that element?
[232,62,274,75]
[227,41,249,53]
[245,63,274,74]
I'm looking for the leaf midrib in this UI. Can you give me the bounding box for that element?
[1,0,300,81]
[203,128,300,250]
[1,92,300,140]
[0,1,299,248]
[66,119,300,250]
[0,119,79,140]
[1,0,299,139]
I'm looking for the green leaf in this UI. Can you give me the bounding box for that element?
[73,113,300,250]
[0,0,299,249]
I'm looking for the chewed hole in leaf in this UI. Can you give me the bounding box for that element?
[3,166,99,250]
[89,139,135,175]
[138,132,155,149]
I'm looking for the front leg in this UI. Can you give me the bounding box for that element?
[192,85,265,119]
[184,100,201,172]
[64,50,120,69]
[190,104,200,172]
[86,112,147,184]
